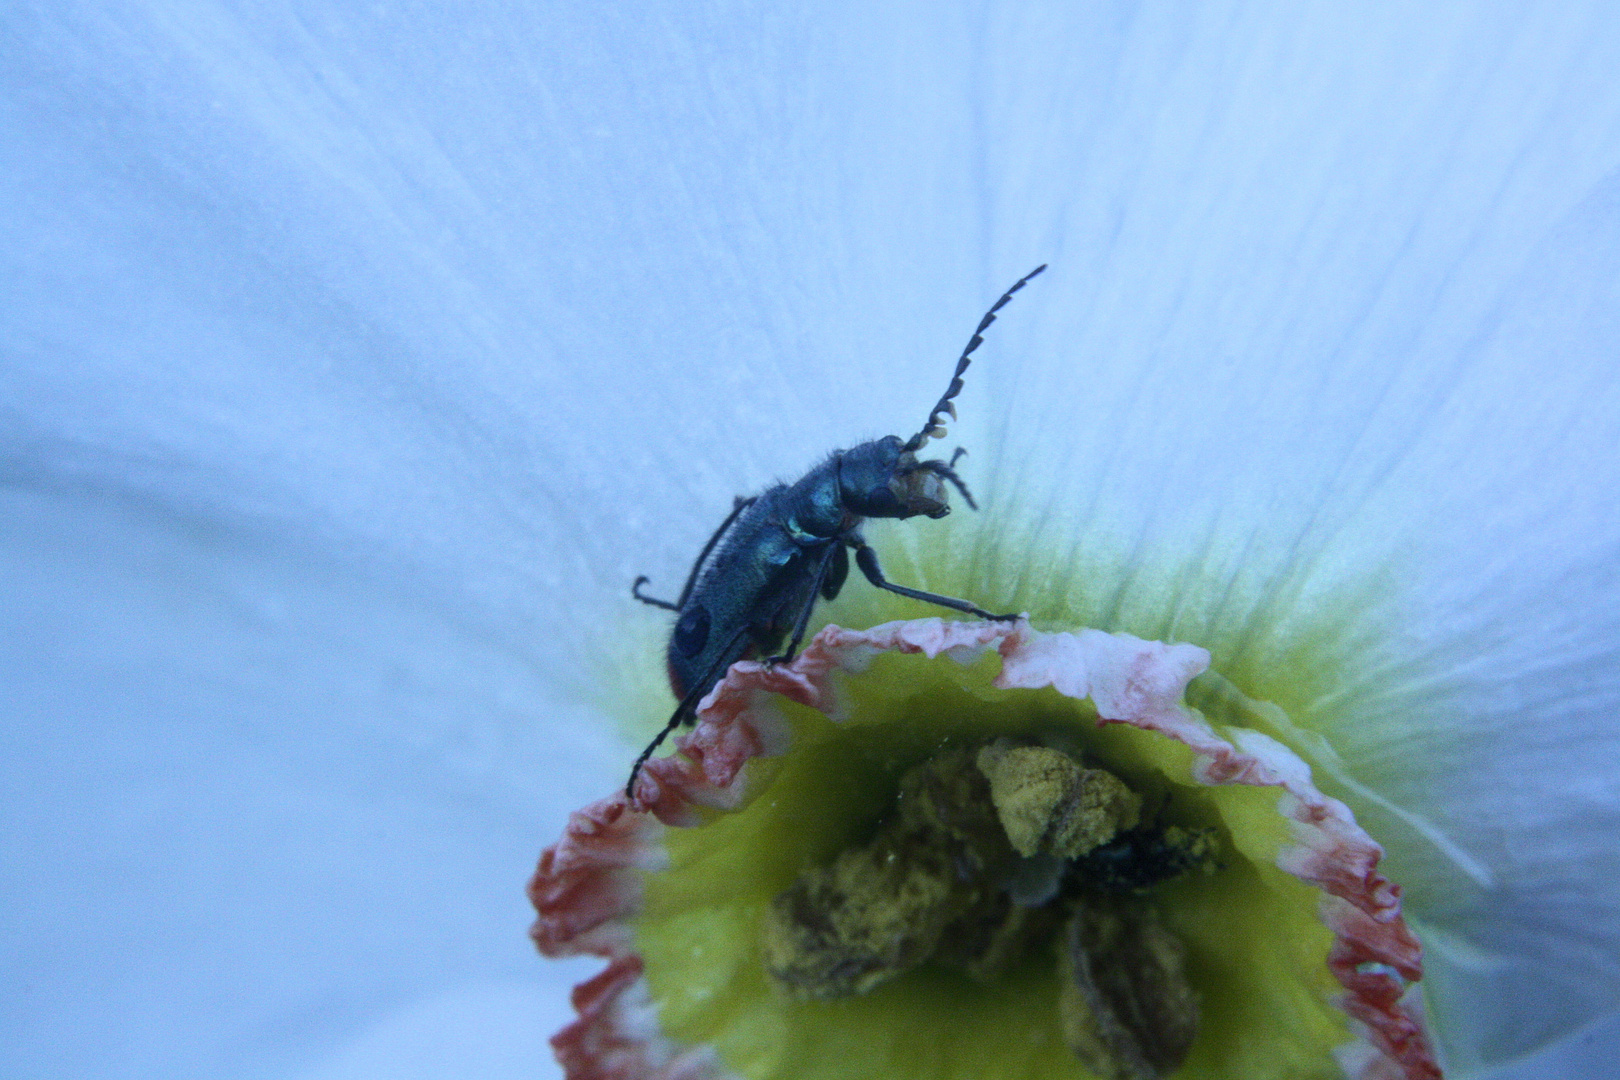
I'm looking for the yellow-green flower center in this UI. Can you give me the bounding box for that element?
[636,649,1354,1080]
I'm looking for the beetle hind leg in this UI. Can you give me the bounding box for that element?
[626,623,758,802]
[625,692,702,800]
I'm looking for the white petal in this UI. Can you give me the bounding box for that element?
[4,3,1618,1077]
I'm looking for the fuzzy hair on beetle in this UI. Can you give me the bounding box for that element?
[627,265,1047,800]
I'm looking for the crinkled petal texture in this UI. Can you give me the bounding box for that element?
[532,619,1439,1080]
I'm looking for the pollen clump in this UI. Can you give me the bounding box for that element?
[759,835,957,999]
[761,749,1013,999]
[975,742,1142,859]
[760,739,1218,1077]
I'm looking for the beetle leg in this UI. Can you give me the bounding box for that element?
[765,544,841,668]
[631,575,680,611]
[672,495,758,608]
[851,541,1019,621]
[634,494,756,613]
[625,683,709,800]
[821,543,849,601]
[626,623,756,801]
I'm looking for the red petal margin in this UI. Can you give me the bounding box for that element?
[529,618,1441,1080]
[529,796,735,1080]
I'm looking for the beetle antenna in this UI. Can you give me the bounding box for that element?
[903,264,1046,453]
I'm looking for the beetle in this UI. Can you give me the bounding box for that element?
[626,265,1046,799]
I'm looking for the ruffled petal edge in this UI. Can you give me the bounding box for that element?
[529,618,1440,1080]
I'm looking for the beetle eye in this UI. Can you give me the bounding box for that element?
[674,605,711,658]
[864,485,901,513]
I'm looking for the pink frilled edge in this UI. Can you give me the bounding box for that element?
[527,618,1442,1080]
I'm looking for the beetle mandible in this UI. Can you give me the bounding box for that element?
[626,264,1047,800]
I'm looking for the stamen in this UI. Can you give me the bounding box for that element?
[976,741,1142,859]
[1059,902,1199,1080]
[760,739,1218,1076]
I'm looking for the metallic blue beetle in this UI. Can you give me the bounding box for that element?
[627,265,1046,799]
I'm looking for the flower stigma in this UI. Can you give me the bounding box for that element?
[531,619,1439,1080]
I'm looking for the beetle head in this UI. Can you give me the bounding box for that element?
[840,435,976,520]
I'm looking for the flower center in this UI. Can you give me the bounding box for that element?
[622,626,1414,1080]
[760,740,1219,1079]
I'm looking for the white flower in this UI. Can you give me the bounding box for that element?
[3,3,1617,1078]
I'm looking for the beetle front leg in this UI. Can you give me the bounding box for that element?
[851,541,1019,621]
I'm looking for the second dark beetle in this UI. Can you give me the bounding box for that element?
[628,265,1047,798]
